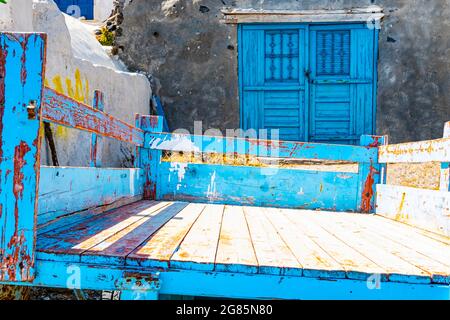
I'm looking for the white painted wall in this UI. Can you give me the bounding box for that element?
[0,0,152,167]
[0,0,33,31]
[94,0,114,21]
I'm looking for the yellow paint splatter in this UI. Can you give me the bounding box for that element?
[47,69,90,139]
[52,75,64,94]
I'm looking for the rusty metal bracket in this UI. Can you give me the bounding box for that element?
[115,272,162,300]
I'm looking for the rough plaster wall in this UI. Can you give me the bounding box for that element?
[1,0,152,167]
[0,0,34,31]
[95,0,114,21]
[117,0,450,143]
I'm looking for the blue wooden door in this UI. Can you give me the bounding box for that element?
[309,25,377,144]
[54,0,94,20]
[239,23,378,144]
[240,25,308,141]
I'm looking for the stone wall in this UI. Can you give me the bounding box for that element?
[117,0,450,143]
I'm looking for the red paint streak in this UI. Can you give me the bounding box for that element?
[42,88,145,146]
[368,136,381,148]
[149,116,160,129]
[361,164,380,213]
[0,40,7,161]
[143,163,156,200]
[20,36,29,85]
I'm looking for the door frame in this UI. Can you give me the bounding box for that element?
[238,22,380,142]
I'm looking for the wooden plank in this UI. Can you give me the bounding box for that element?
[126,203,206,268]
[305,212,433,284]
[349,214,450,269]
[37,195,142,235]
[89,90,104,167]
[147,132,378,162]
[137,115,163,199]
[37,201,168,261]
[0,33,46,282]
[158,162,360,212]
[323,213,450,284]
[222,8,384,24]
[379,137,450,163]
[215,205,259,274]
[357,135,386,213]
[376,184,450,237]
[38,166,145,225]
[282,210,388,281]
[42,87,144,146]
[81,202,189,265]
[244,207,302,276]
[170,204,224,271]
[263,208,346,279]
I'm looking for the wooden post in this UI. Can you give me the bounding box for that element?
[357,135,387,213]
[136,115,164,200]
[89,90,104,167]
[440,121,450,192]
[0,33,46,282]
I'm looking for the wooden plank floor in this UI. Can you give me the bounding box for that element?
[37,200,450,285]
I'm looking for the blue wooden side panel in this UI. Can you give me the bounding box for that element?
[37,167,144,226]
[157,162,359,211]
[0,33,46,282]
[146,132,378,163]
[136,115,164,199]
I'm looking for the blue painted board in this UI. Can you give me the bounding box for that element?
[38,166,145,225]
[151,96,170,132]
[0,33,46,282]
[146,132,378,162]
[156,162,359,211]
[3,260,449,300]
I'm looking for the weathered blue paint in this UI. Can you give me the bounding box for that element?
[357,135,387,213]
[137,115,164,199]
[38,166,144,225]
[1,260,449,300]
[151,96,170,132]
[146,132,378,162]
[157,162,359,211]
[90,90,104,167]
[42,87,145,146]
[239,23,377,144]
[0,33,46,282]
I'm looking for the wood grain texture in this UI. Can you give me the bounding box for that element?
[38,166,145,225]
[0,33,46,282]
[35,202,450,285]
[158,162,360,211]
[215,205,259,274]
[42,87,144,146]
[376,184,450,237]
[170,204,224,271]
[127,203,205,268]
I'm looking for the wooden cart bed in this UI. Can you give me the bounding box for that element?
[37,200,450,285]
